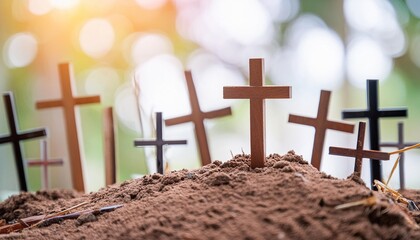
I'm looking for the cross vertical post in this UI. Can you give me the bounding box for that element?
[342,80,407,186]
[0,92,47,191]
[288,90,354,170]
[36,63,101,192]
[249,59,265,169]
[224,58,292,168]
[329,122,390,178]
[27,140,63,190]
[135,112,187,174]
[103,107,116,185]
[165,71,232,166]
[380,122,416,189]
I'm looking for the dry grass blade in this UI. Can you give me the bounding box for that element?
[373,180,417,209]
[30,201,89,229]
[164,161,170,175]
[385,154,401,186]
[132,75,145,135]
[47,201,89,218]
[389,143,420,155]
[335,195,378,210]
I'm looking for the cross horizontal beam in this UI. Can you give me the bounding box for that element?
[329,147,389,160]
[224,87,291,99]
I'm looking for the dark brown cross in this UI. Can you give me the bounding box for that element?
[165,71,231,166]
[289,90,354,170]
[329,122,390,178]
[135,112,187,174]
[27,140,63,190]
[0,92,46,191]
[103,107,116,185]
[380,122,416,190]
[35,63,101,192]
[342,79,407,186]
[224,58,292,168]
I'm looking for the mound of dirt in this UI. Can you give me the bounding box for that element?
[1,151,419,239]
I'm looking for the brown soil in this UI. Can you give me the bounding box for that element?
[1,151,420,240]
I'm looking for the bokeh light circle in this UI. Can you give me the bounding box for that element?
[135,0,167,9]
[346,36,392,89]
[79,18,115,58]
[208,0,271,45]
[134,54,188,118]
[187,51,245,111]
[115,54,188,132]
[50,0,79,9]
[295,28,344,89]
[130,33,173,66]
[344,0,406,57]
[3,33,38,68]
[28,0,52,15]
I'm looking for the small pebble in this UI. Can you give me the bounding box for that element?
[76,213,97,226]
[273,161,289,169]
[207,172,231,186]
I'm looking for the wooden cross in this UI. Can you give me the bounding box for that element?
[224,58,292,168]
[342,80,406,185]
[103,107,116,185]
[380,122,416,190]
[165,71,231,166]
[288,90,354,170]
[35,63,101,192]
[329,122,390,178]
[27,140,63,190]
[135,112,187,174]
[0,92,47,191]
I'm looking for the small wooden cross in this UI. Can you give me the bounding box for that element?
[380,122,416,190]
[329,122,390,178]
[27,140,63,190]
[288,90,354,170]
[35,63,101,192]
[103,107,116,185]
[0,92,47,191]
[342,80,406,186]
[165,71,232,166]
[224,58,292,168]
[135,112,187,174]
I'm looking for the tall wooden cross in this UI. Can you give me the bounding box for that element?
[135,112,187,174]
[224,58,292,168]
[0,92,47,191]
[103,107,116,185]
[329,122,390,179]
[380,122,416,190]
[165,71,231,166]
[342,80,406,185]
[27,140,63,190]
[35,63,101,192]
[288,90,354,170]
